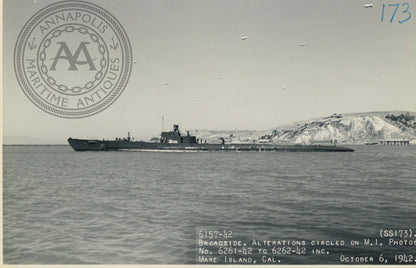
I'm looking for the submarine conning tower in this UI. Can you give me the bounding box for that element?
[160,124,197,144]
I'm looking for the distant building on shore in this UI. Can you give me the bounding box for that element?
[379,140,410,145]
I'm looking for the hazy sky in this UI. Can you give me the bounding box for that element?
[3,0,416,142]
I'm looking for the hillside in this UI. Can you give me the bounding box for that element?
[190,111,416,145]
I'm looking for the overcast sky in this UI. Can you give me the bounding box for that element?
[3,0,416,142]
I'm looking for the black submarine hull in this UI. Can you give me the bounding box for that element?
[67,138,354,152]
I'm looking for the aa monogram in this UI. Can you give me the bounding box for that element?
[50,42,97,71]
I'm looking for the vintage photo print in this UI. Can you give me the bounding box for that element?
[2,0,416,266]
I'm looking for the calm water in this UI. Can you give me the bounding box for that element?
[3,145,416,264]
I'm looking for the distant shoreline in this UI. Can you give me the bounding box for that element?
[3,111,415,146]
[2,144,69,146]
[3,143,415,147]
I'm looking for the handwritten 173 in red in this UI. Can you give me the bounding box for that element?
[381,3,412,23]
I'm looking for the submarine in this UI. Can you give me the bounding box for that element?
[68,124,354,152]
